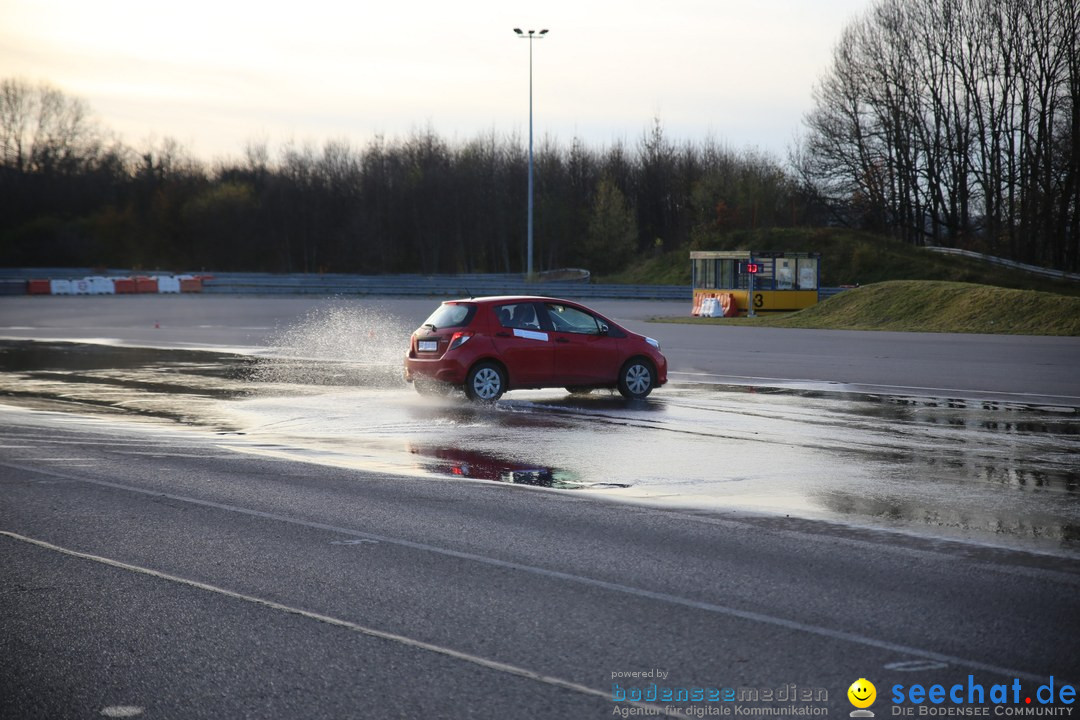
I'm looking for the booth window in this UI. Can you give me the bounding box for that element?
[694,258,749,289]
[796,256,819,289]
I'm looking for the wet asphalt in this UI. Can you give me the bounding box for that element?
[2,411,1078,719]
[1,294,1078,404]
[1,295,1079,718]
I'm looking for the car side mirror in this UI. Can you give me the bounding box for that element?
[598,323,609,335]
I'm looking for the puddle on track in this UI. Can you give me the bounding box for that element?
[1,339,1078,554]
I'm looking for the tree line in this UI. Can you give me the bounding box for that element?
[0,78,810,275]
[4,0,1078,277]
[796,0,1079,271]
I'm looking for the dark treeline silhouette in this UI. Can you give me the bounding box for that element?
[7,0,1079,280]
[0,78,812,274]
[794,0,1079,271]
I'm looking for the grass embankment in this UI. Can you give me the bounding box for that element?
[653,280,1080,336]
[604,227,1080,297]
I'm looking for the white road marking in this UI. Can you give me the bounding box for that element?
[0,460,1055,686]
[0,531,679,717]
[0,436,187,447]
[107,452,235,458]
[668,372,1080,403]
[884,660,950,672]
[100,706,144,718]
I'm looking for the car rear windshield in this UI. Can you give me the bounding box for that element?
[421,302,476,330]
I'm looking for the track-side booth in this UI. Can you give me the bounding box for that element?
[691,251,821,317]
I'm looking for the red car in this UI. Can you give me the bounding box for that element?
[404,296,668,401]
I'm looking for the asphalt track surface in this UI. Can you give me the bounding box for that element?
[2,295,1079,719]
[2,295,1078,404]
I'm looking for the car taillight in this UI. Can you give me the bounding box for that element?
[448,332,472,351]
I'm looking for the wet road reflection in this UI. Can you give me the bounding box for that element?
[410,446,582,489]
[1,340,1078,553]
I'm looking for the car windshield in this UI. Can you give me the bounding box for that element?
[421,302,475,330]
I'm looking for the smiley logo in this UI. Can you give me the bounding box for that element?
[848,678,877,709]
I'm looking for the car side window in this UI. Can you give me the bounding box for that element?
[545,304,601,334]
[496,303,541,330]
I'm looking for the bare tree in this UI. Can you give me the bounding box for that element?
[797,0,1079,269]
[0,79,99,174]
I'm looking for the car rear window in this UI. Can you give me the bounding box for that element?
[422,302,476,330]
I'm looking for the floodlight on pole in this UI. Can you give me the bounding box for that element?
[513,27,548,278]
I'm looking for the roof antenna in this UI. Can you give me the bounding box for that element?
[465,288,474,299]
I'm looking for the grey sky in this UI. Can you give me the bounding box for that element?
[1,0,871,160]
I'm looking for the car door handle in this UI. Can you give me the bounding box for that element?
[496,331,511,337]
[555,337,570,343]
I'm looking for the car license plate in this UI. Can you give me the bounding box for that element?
[418,340,438,352]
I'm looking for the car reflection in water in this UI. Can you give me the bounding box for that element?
[410,445,597,489]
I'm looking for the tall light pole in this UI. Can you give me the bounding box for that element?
[513,27,547,279]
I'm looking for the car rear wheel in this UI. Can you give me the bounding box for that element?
[617,358,655,400]
[465,362,506,402]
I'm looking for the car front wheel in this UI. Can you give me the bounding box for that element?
[465,362,506,402]
[617,358,655,400]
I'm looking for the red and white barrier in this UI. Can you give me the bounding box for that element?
[49,279,73,295]
[692,292,738,317]
[155,275,180,293]
[25,275,206,295]
[178,275,203,293]
[86,276,116,294]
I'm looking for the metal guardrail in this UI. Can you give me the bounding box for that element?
[200,275,852,303]
[817,287,850,300]
[0,268,690,301]
[0,267,856,303]
[199,273,691,300]
[924,247,1080,282]
[0,280,26,296]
